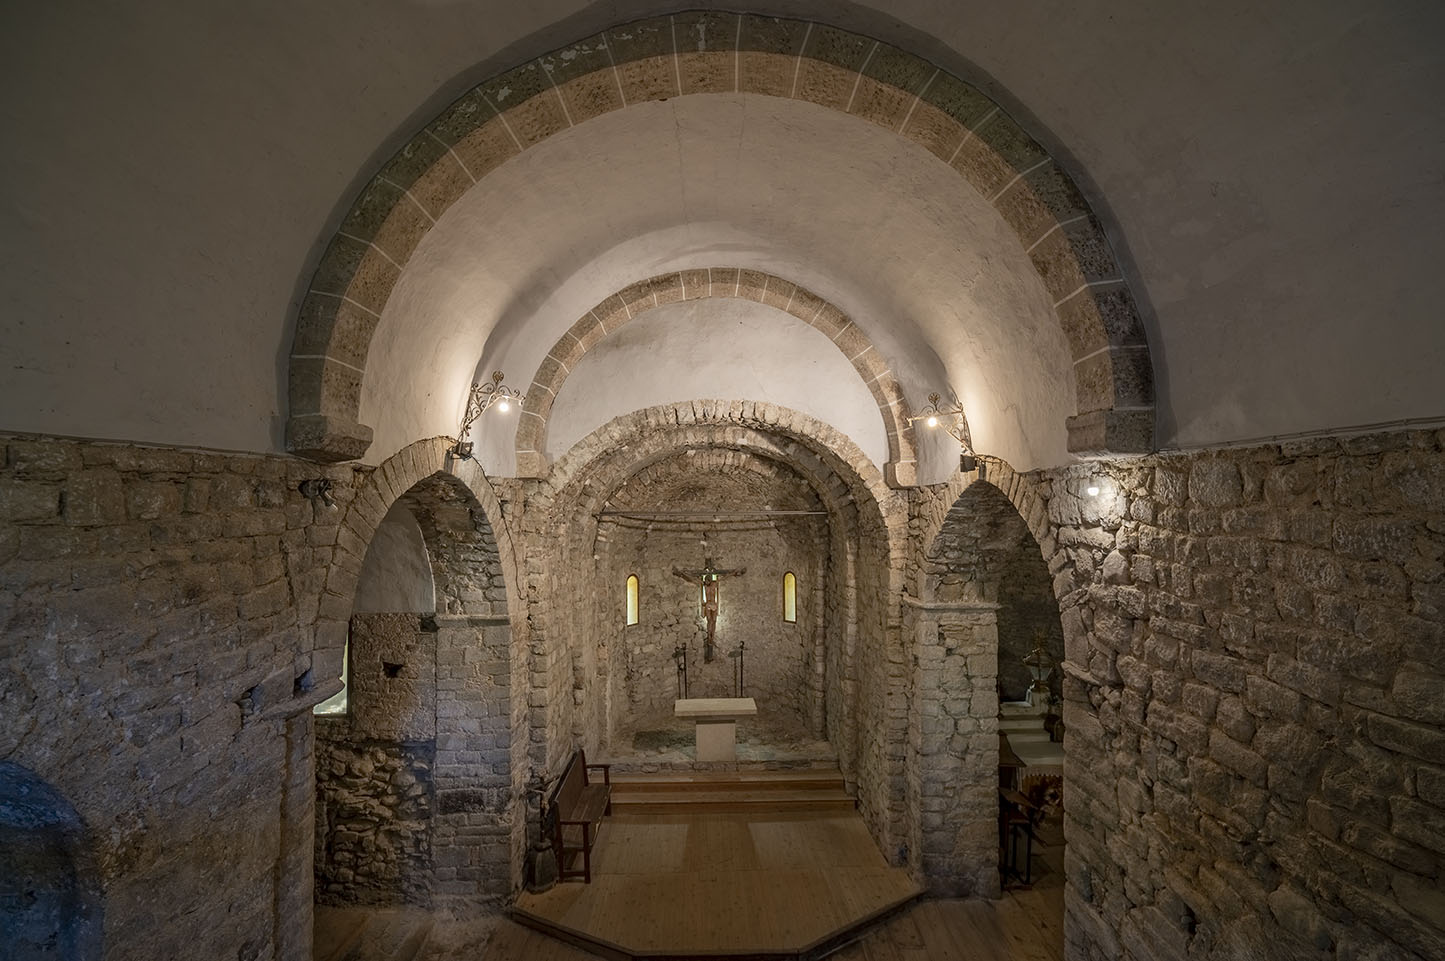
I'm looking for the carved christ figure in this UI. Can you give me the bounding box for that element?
[672,557,746,662]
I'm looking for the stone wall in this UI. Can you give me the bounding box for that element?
[905,606,1001,896]
[923,482,1063,702]
[314,613,437,905]
[0,435,350,961]
[1038,432,1445,961]
[314,739,433,905]
[596,449,827,740]
[0,433,525,960]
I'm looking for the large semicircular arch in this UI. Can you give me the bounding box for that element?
[287,11,1154,465]
[511,267,926,486]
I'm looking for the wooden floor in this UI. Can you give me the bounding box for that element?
[315,811,1065,961]
[496,812,1065,961]
[826,817,1065,961]
[513,810,923,956]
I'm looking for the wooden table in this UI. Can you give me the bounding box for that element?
[674,697,757,762]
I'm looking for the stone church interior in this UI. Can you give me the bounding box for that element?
[2,3,1443,960]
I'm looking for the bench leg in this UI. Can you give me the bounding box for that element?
[583,826,592,883]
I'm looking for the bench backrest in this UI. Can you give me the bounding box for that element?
[553,750,587,814]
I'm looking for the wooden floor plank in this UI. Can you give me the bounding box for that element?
[333,810,1066,961]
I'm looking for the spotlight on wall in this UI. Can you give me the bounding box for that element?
[1086,480,1101,497]
[298,478,336,510]
[912,391,979,475]
[449,370,523,459]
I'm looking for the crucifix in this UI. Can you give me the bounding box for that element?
[671,557,746,662]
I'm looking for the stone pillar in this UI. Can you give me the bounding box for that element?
[275,712,315,961]
[907,598,1000,898]
[432,614,516,907]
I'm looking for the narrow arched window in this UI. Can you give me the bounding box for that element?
[626,574,640,626]
[783,572,797,623]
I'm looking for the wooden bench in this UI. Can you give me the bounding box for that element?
[549,749,611,883]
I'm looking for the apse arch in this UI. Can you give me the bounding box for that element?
[287,11,1154,466]
[511,267,923,485]
[531,400,912,855]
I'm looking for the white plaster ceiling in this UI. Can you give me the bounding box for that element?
[535,298,891,470]
[373,93,1070,474]
[2,2,1442,462]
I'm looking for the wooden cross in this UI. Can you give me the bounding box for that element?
[671,557,746,662]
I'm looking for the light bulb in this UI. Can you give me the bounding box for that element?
[497,399,510,412]
[1086,484,1100,497]
[926,414,938,428]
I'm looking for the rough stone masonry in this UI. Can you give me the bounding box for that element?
[2,420,1443,961]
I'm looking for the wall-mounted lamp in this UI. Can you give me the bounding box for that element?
[449,370,523,459]
[912,391,978,474]
[1086,482,1101,497]
[298,478,336,510]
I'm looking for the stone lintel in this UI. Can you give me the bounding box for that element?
[287,413,374,463]
[884,459,918,488]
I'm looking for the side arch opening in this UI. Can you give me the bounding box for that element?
[0,762,103,961]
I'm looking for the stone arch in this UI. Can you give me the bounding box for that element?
[526,400,911,854]
[913,457,1057,579]
[287,11,1154,464]
[0,762,103,961]
[512,267,922,486]
[312,437,528,906]
[314,436,522,664]
[906,459,1065,898]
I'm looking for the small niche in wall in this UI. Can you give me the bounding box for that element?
[382,661,404,679]
[626,574,639,626]
[783,571,797,623]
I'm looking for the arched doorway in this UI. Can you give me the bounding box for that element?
[909,472,1065,908]
[0,762,103,961]
[529,401,909,859]
[310,440,525,937]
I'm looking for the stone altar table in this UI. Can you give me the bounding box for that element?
[674,697,757,762]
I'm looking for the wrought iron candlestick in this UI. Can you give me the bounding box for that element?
[673,643,689,699]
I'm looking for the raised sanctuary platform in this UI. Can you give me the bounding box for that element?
[513,771,922,960]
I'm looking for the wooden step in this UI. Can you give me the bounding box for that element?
[607,769,854,814]
[608,770,845,793]
[611,789,856,814]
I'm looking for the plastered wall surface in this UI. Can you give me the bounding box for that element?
[352,503,434,614]
[545,298,891,471]
[372,92,1067,472]
[7,4,1440,459]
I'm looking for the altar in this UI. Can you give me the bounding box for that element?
[674,697,757,762]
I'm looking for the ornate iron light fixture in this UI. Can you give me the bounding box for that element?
[913,391,978,473]
[449,370,522,459]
